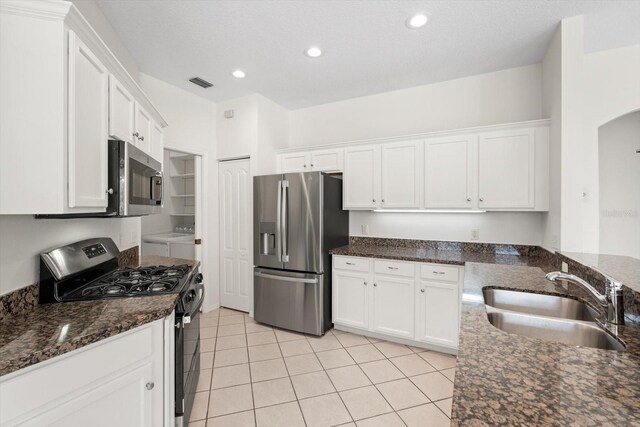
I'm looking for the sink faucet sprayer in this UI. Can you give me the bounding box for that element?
[546,271,625,325]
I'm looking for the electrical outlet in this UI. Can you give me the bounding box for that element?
[361,224,369,235]
[471,229,479,241]
[561,261,568,273]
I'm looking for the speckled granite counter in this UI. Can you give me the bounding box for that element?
[331,239,640,426]
[0,256,199,377]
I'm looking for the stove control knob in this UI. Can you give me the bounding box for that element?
[146,382,154,390]
[195,273,203,283]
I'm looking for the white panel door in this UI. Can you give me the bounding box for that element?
[372,276,414,339]
[280,152,310,172]
[380,141,422,208]
[150,121,164,163]
[311,149,343,172]
[219,158,252,312]
[424,135,475,209]
[67,30,109,209]
[333,270,369,329]
[416,281,459,347]
[134,102,152,153]
[477,129,535,209]
[108,74,135,144]
[343,145,380,209]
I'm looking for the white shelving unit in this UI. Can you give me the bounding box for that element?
[168,153,196,222]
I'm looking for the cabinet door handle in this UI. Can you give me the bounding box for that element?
[479,197,484,202]
[382,199,385,203]
[363,281,368,286]
[132,132,139,138]
[145,382,155,390]
[106,188,114,195]
[139,135,144,141]
[432,271,445,275]
[346,262,356,265]
[387,266,398,270]
[372,199,376,203]
[466,197,471,202]
[303,164,307,168]
[420,288,425,293]
[373,283,377,287]
[310,164,314,167]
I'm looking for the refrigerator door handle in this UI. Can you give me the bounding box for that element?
[276,180,282,262]
[255,271,318,284]
[281,180,289,262]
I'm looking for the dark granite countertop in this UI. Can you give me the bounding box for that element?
[0,256,199,377]
[560,251,640,294]
[331,241,640,425]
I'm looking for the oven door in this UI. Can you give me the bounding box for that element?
[175,280,204,420]
[123,141,163,216]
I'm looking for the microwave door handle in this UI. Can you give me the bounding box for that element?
[276,180,282,262]
[150,172,163,203]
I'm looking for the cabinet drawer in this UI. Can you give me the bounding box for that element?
[374,259,415,278]
[420,264,459,282]
[334,256,370,272]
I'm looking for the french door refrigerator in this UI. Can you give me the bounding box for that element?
[253,172,349,336]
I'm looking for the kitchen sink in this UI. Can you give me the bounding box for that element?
[486,309,626,351]
[483,288,600,321]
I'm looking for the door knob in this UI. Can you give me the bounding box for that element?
[479,197,484,202]
[146,382,155,390]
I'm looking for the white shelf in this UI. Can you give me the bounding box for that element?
[170,194,195,198]
[170,213,195,217]
[170,154,194,160]
[170,173,194,178]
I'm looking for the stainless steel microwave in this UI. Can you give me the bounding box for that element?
[107,140,163,216]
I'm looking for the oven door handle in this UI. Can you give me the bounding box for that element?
[183,283,204,323]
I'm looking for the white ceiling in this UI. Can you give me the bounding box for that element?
[96,0,640,109]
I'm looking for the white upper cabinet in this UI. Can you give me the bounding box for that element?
[477,128,535,209]
[67,30,108,209]
[310,148,343,172]
[108,75,135,144]
[281,152,310,172]
[134,103,153,153]
[150,121,164,163]
[424,135,475,209]
[343,145,380,209]
[380,141,422,209]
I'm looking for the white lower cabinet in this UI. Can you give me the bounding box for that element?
[333,255,462,352]
[0,318,171,427]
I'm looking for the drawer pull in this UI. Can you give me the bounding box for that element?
[146,382,155,390]
[387,266,399,270]
[346,262,356,265]
[432,271,445,275]
[363,281,368,286]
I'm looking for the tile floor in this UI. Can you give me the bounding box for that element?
[190,307,456,427]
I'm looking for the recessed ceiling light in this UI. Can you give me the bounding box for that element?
[232,70,246,79]
[406,13,428,29]
[305,47,323,58]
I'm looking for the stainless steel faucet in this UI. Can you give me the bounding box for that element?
[546,271,625,325]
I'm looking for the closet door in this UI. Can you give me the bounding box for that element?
[219,159,252,312]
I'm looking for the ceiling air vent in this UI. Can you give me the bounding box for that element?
[189,77,213,88]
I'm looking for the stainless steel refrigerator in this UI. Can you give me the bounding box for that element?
[253,172,349,336]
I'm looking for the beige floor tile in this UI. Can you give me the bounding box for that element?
[187,420,206,427]
[245,322,273,334]
[275,329,307,342]
[200,317,219,328]
[248,343,282,362]
[339,385,393,420]
[345,344,385,364]
[208,384,254,417]
[338,424,356,427]
[216,334,247,350]
[330,328,347,335]
[440,367,456,382]
[214,347,248,367]
[418,351,457,370]
[355,412,405,427]
[299,393,352,427]
[359,359,404,384]
[389,354,436,377]
[410,372,454,401]
[196,369,212,392]
[250,358,288,382]
[219,314,246,325]
[211,364,251,389]
[247,331,277,346]
[335,332,370,348]
[202,308,220,318]
[398,403,450,427]
[201,337,216,353]
[316,348,356,369]
[326,365,372,391]
[252,377,296,408]
[255,401,305,427]
[290,370,335,399]
[284,353,323,375]
[219,307,243,317]
[279,339,313,357]
[365,336,382,344]
[189,391,210,421]
[407,345,428,353]
[217,323,246,337]
[208,410,255,427]
[373,341,413,358]
[375,378,429,410]
[200,327,218,339]
[435,397,453,418]
[200,352,214,370]
[307,334,343,352]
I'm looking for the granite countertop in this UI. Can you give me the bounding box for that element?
[331,242,640,425]
[0,256,199,377]
[560,251,640,293]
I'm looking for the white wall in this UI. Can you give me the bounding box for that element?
[256,95,290,175]
[350,212,543,245]
[216,95,259,161]
[0,216,139,295]
[290,64,543,147]
[138,73,219,311]
[599,111,640,258]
